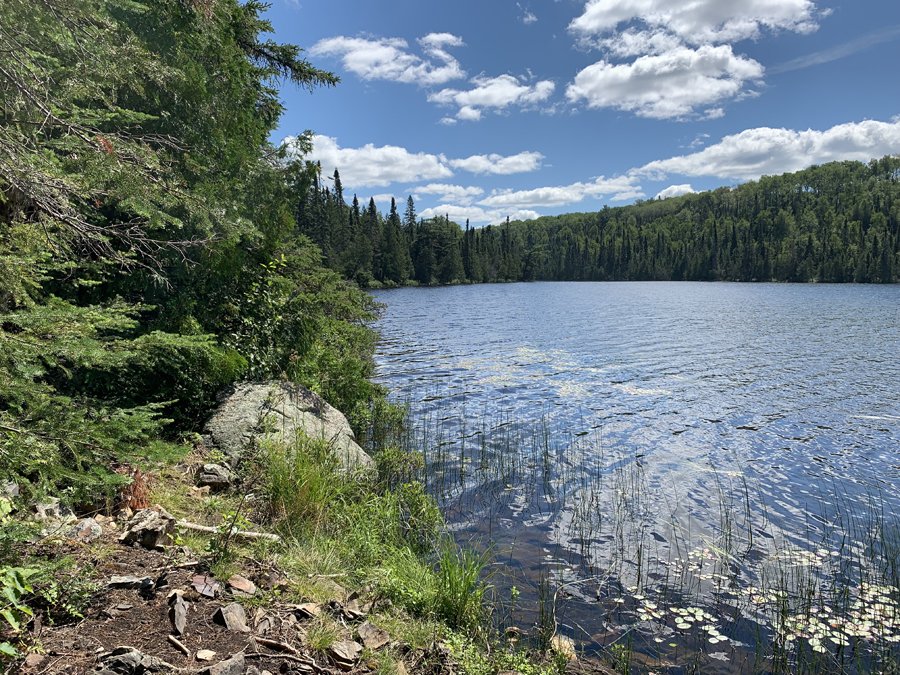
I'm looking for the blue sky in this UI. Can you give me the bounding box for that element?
[267,0,900,225]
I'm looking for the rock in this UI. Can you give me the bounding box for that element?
[357,621,389,650]
[199,653,245,675]
[258,571,288,591]
[188,485,211,499]
[550,635,577,660]
[168,594,188,635]
[94,646,174,674]
[108,575,153,590]
[328,641,363,670]
[203,382,375,475]
[32,497,75,522]
[343,598,365,620]
[197,463,233,490]
[0,480,19,500]
[191,574,221,598]
[213,603,250,632]
[24,653,46,668]
[116,604,133,611]
[67,518,103,543]
[196,650,217,662]
[395,662,408,675]
[119,506,175,550]
[227,574,256,597]
[293,602,321,619]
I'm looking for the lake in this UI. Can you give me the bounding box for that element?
[371,282,900,673]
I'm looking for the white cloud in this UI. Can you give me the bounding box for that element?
[310,33,466,86]
[438,117,458,126]
[655,184,696,199]
[633,118,900,181]
[419,204,541,224]
[297,137,545,188]
[517,3,538,24]
[305,136,452,188]
[566,44,763,119]
[429,75,555,120]
[478,175,644,209]
[569,0,820,45]
[769,23,900,74]
[448,151,544,175]
[413,184,485,204]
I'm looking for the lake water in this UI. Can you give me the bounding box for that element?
[371,282,900,672]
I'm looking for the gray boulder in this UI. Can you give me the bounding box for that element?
[203,382,374,474]
[197,463,233,490]
[119,506,176,550]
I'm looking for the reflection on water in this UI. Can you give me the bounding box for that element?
[372,282,900,672]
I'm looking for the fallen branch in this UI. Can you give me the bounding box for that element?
[253,636,299,654]
[167,634,190,657]
[245,652,328,674]
[176,520,282,543]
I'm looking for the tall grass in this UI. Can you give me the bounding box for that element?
[397,398,900,675]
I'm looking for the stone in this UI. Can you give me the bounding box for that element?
[24,653,46,668]
[196,650,217,662]
[293,602,321,619]
[197,464,233,491]
[213,603,250,632]
[108,575,153,590]
[550,635,577,660]
[343,598,365,620]
[168,594,188,635]
[116,604,133,611]
[32,497,75,522]
[199,653,245,675]
[0,480,19,500]
[95,646,174,674]
[227,574,256,597]
[119,506,175,550]
[191,575,221,598]
[203,382,375,475]
[67,518,103,543]
[188,485,211,499]
[357,621,390,650]
[328,641,363,670]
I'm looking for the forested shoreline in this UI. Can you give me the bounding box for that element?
[300,157,900,286]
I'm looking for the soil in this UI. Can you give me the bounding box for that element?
[7,532,378,675]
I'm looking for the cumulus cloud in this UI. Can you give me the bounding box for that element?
[413,184,485,204]
[419,204,541,225]
[429,75,555,120]
[564,0,824,119]
[298,137,545,188]
[566,44,763,119]
[569,0,820,45]
[306,136,453,187]
[478,175,644,209]
[310,33,466,86]
[655,184,696,199]
[633,118,900,181]
[448,151,544,175]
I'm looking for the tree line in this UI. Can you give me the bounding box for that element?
[299,156,900,285]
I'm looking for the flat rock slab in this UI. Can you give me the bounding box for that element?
[357,621,390,650]
[329,640,363,670]
[108,575,153,590]
[227,574,256,596]
[213,603,249,632]
[200,653,244,675]
[203,382,375,474]
[168,595,188,635]
[95,647,174,675]
[192,574,221,598]
[196,650,217,662]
